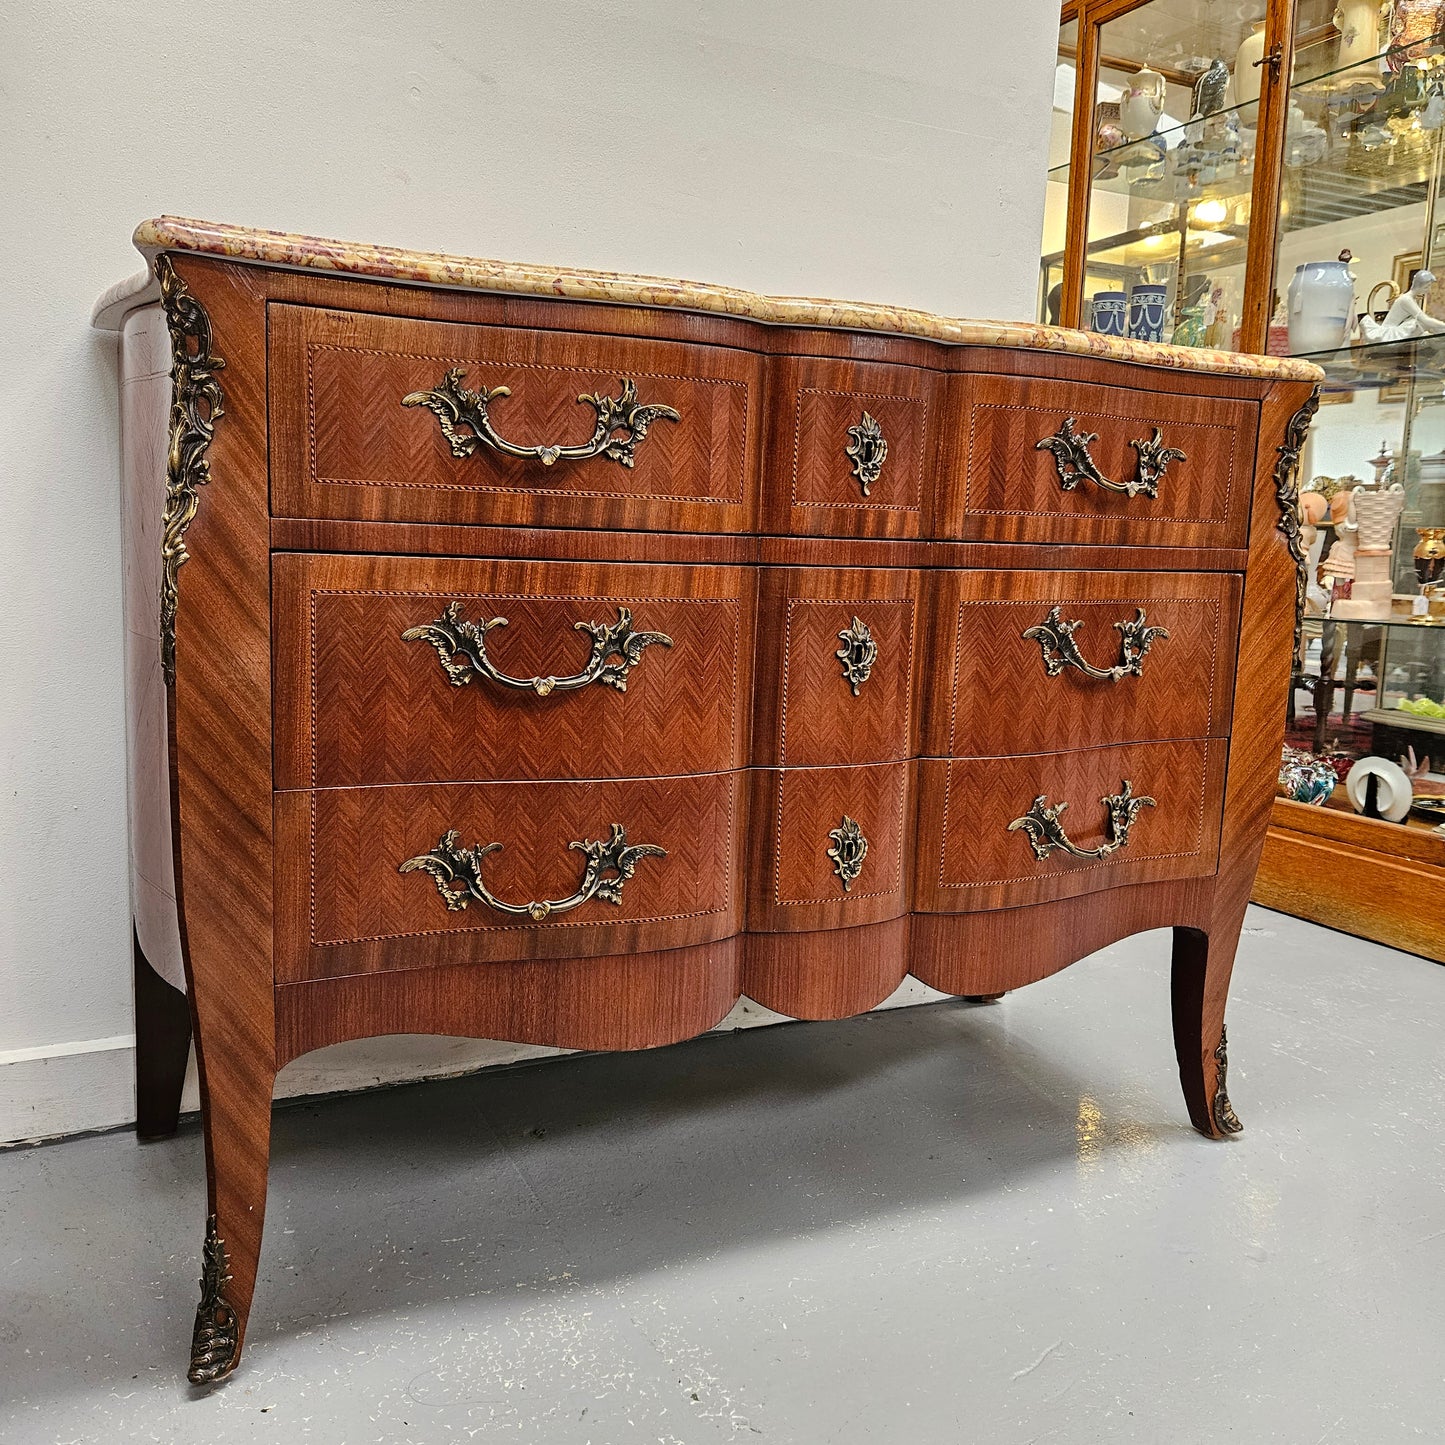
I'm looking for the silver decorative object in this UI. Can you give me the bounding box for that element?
[1276,745,1337,806]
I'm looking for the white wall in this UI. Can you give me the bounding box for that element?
[0,1,1059,1143]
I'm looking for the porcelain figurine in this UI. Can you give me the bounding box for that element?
[1422,78,1445,128]
[1358,269,1445,341]
[1120,66,1167,141]
[1287,258,1356,352]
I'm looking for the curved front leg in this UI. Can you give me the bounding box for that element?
[188,1037,275,1385]
[1171,921,1244,1139]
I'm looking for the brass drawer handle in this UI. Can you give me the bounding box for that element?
[845,411,887,495]
[1023,605,1169,681]
[1036,417,1186,499]
[400,823,666,921]
[835,616,878,695]
[403,368,680,468]
[827,815,868,892]
[1008,779,1155,863]
[403,601,672,696]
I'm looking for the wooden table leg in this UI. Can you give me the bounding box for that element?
[133,926,192,1140]
[1171,921,1244,1140]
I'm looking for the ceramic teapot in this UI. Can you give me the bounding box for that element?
[1120,66,1166,140]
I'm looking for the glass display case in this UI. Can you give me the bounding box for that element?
[1043,0,1445,960]
[1043,0,1339,346]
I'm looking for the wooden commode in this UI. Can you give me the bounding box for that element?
[94,217,1322,1384]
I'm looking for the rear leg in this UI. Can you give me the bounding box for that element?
[1171,924,1243,1139]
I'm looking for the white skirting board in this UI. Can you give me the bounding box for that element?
[0,979,949,1147]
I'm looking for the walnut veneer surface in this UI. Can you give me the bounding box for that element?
[98,220,1321,1386]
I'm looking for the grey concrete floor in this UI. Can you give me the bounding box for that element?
[2,906,1443,1444]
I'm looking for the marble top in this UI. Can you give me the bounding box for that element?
[91,216,1323,383]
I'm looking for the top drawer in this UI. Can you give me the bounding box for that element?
[760,356,939,539]
[269,305,762,533]
[941,371,1258,550]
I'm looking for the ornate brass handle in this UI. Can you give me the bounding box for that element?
[1036,417,1186,499]
[835,616,878,695]
[845,411,887,495]
[402,601,672,696]
[1022,605,1170,681]
[827,815,868,892]
[402,368,680,468]
[400,823,666,920]
[1008,779,1155,863]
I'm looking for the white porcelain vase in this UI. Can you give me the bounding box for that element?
[1334,0,1387,73]
[1287,260,1355,353]
[1234,28,1267,113]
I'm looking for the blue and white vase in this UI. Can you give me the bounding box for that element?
[1286,259,1354,354]
[1127,283,1169,342]
[1089,291,1128,337]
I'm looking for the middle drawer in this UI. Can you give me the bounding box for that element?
[919,568,1241,758]
[273,555,753,788]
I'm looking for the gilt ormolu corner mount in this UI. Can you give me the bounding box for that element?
[100,217,1321,1382]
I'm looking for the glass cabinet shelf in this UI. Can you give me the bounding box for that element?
[1302,333,1445,388]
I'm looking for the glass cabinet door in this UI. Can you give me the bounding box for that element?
[1040,14,1080,326]
[1275,11,1445,818]
[1083,0,1274,350]
[1042,0,1342,348]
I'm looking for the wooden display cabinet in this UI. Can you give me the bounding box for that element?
[1046,0,1445,960]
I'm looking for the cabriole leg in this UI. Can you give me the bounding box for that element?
[1171,923,1244,1140]
[133,926,192,1140]
[188,1044,274,1386]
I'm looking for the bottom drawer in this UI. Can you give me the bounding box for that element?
[913,739,1224,913]
[276,771,741,981]
[748,761,910,932]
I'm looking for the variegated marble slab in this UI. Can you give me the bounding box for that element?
[92,215,1323,385]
